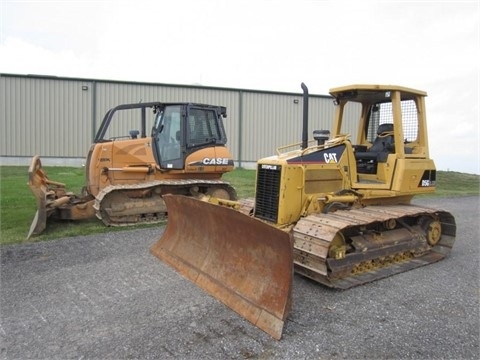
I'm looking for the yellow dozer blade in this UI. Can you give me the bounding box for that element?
[150,195,293,340]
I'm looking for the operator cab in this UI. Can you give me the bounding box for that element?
[152,104,228,170]
[331,85,427,186]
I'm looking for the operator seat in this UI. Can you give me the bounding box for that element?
[355,123,395,174]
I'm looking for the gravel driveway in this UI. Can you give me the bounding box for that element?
[1,196,478,359]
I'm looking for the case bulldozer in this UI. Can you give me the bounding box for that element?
[27,102,237,239]
[151,83,456,340]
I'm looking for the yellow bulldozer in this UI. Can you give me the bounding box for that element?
[27,102,237,239]
[151,83,457,340]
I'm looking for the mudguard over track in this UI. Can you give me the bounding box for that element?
[150,195,293,340]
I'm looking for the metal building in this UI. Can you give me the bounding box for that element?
[0,73,356,169]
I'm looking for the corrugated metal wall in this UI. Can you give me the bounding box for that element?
[240,92,339,161]
[1,74,357,167]
[1,75,93,158]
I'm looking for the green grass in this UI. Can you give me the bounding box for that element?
[222,168,256,198]
[0,166,478,246]
[432,171,480,197]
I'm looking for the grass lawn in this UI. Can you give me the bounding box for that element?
[0,166,478,245]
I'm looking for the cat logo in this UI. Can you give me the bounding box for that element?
[324,153,338,163]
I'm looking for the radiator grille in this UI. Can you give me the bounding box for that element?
[254,165,281,223]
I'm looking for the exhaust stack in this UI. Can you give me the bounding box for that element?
[301,82,309,150]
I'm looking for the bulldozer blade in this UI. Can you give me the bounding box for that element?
[150,195,293,340]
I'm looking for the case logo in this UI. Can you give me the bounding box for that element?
[202,157,231,165]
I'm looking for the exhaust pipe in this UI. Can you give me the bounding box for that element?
[301,83,309,150]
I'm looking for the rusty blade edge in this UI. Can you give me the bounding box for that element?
[152,241,286,340]
[150,195,293,340]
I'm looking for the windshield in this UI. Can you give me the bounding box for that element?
[154,105,182,164]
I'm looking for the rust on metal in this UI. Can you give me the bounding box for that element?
[293,204,456,289]
[150,195,293,340]
[27,155,66,239]
[94,180,236,226]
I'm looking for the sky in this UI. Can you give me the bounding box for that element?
[1,0,479,174]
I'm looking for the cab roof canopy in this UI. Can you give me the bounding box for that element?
[329,84,427,104]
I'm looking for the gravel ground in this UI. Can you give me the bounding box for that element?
[1,196,478,360]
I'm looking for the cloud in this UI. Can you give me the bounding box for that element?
[0,37,94,77]
[1,0,479,174]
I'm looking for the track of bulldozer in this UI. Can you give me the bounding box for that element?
[292,204,456,289]
[94,179,237,227]
[209,199,456,289]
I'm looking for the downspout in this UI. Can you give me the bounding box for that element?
[237,90,243,168]
[91,81,97,141]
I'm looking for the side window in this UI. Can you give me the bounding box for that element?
[187,109,220,145]
[400,99,418,142]
[167,111,181,143]
[366,100,418,143]
[366,103,393,142]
